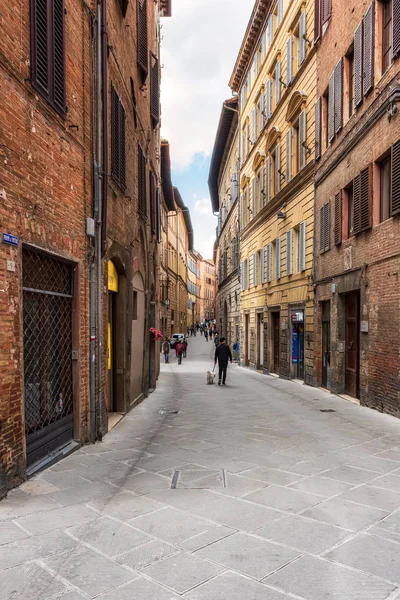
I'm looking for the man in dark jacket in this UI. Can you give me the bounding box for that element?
[214,337,232,385]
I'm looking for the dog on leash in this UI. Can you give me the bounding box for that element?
[206,370,216,385]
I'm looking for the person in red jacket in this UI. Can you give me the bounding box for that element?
[175,341,185,365]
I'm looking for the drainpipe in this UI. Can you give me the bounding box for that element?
[101,0,108,256]
[96,0,103,440]
[89,11,96,444]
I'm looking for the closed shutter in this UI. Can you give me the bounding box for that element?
[268,15,273,45]
[363,2,375,96]
[266,244,272,282]
[328,71,335,143]
[266,156,271,203]
[260,248,265,284]
[252,177,256,217]
[241,262,245,291]
[334,58,343,134]
[298,221,306,272]
[278,0,283,25]
[286,229,293,275]
[299,109,307,170]
[360,165,372,231]
[392,140,400,215]
[253,253,257,287]
[259,166,264,208]
[353,173,361,234]
[241,87,245,110]
[314,0,321,41]
[286,128,292,181]
[393,0,400,57]
[260,93,265,130]
[150,53,160,126]
[322,0,332,23]
[315,97,322,160]
[276,237,281,280]
[287,36,293,85]
[254,53,259,79]
[30,0,66,114]
[252,108,257,143]
[276,60,281,104]
[335,191,342,245]
[245,123,249,156]
[354,22,363,108]
[156,187,161,242]
[138,144,147,219]
[240,132,243,165]
[320,202,330,252]
[319,206,325,252]
[275,143,281,193]
[239,194,243,229]
[299,10,307,64]
[137,0,148,81]
[246,188,249,224]
[111,87,126,190]
[247,258,250,289]
[150,173,156,235]
[266,79,272,118]
[248,71,252,91]
[262,31,267,61]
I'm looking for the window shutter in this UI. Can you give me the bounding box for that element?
[328,71,335,143]
[262,31,267,61]
[276,237,281,279]
[111,88,126,189]
[240,132,244,165]
[298,221,306,271]
[286,229,293,275]
[322,0,332,23]
[335,191,342,245]
[314,0,321,41]
[247,258,250,289]
[319,206,325,252]
[253,253,257,286]
[138,144,147,219]
[353,172,361,234]
[241,262,245,291]
[393,0,400,57]
[260,93,265,130]
[334,58,343,134]
[259,166,264,208]
[241,87,245,110]
[299,109,307,170]
[266,79,272,118]
[156,187,161,242]
[354,22,363,108]
[392,140,400,215]
[150,53,160,126]
[277,0,283,25]
[266,156,271,203]
[299,10,307,65]
[287,36,293,85]
[53,0,65,112]
[137,0,148,81]
[360,165,372,231]
[239,194,243,229]
[245,123,249,156]
[120,104,126,188]
[275,143,281,193]
[252,108,257,143]
[268,15,273,45]
[320,201,330,252]
[315,97,322,160]
[254,53,259,79]
[266,244,272,282]
[363,2,374,97]
[252,177,256,217]
[286,128,292,182]
[260,248,265,284]
[245,188,249,224]
[276,60,281,104]
[150,173,156,235]
[247,70,252,91]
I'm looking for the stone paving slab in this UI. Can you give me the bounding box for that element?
[185,570,292,600]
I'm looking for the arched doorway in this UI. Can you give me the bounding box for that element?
[131,271,145,404]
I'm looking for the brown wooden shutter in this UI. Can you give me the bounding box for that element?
[320,205,325,252]
[150,172,156,234]
[320,202,330,252]
[363,2,374,97]
[360,165,372,231]
[393,0,400,57]
[322,0,332,24]
[392,140,400,215]
[137,0,148,82]
[354,22,363,108]
[334,191,342,245]
[53,0,66,113]
[150,53,160,126]
[315,97,322,160]
[353,173,361,234]
[120,104,126,189]
[334,58,343,134]
[328,72,335,143]
[138,145,147,219]
[314,0,321,41]
[111,88,120,184]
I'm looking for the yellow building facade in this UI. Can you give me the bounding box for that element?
[230,0,316,383]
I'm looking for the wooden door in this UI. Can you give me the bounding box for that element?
[272,313,280,374]
[258,314,264,368]
[321,302,331,388]
[345,292,360,398]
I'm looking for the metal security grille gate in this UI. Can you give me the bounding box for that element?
[23,249,74,468]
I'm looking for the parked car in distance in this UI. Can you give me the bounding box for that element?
[170,333,185,348]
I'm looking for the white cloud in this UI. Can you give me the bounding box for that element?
[161,0,254,171]
[194,198,213,216]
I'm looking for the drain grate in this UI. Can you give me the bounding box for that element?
[159,409,180,415]
[170,469,226,489]
[320,409,336,413]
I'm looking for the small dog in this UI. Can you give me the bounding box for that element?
[206,370,215,385]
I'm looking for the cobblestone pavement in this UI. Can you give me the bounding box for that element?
[2,336,400,599]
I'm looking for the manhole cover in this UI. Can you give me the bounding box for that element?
[159,409,179,415]
[320,409,336,413]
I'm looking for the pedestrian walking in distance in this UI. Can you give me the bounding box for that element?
[176,341,184,365]
[214,332,220,347]
[183,337,188,358]
[162,339,170,364]
[204,329,208,342]
[214,337,232,385]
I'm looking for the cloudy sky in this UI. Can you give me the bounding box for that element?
[161,0,254,258]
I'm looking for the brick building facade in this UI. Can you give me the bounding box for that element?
[314,0,400,413]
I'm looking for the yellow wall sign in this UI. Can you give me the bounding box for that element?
[108,261,118,292]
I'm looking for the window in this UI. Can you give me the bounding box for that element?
[111,88,126,190]
[138,144,147,219]
[315,0,332,41]
[30,0,66,115]
[354,4,375,106]
[286,229,293,275]
[257,166,264,210]
[320,201,330,253]
[322,88,329,149]
[346,47,355,118]
[379,154,391,222]
[118,0,129,17]
[259,248,265,284]
[150,53,160,126]
[286,128,292,180]
[298,10,307,66]
[296,221,306,272]
[335,191,342,245]
[287,36,294,85]
[132,291,138,320]
[353,166,372,234]
[275,237,281,280]
[382,0,393,73]
[291,110,307,176]
[345,182,354,238]
[271,143,281,196]
[266,243,272,282]
[315,98,322,160]
[137,0,148,83]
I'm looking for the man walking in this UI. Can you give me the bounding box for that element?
[214,337,232,385]
[162,339,170,363]
[176,340,184,365]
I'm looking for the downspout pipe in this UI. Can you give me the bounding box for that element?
[101,0,108,256]
[96,0,103,440]
[89,11,96,444]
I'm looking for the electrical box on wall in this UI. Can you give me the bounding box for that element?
[361,321,369,333]
[338,341,345,353]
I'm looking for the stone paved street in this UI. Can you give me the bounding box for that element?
[2,336,400,599]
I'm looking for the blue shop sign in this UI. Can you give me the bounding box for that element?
[2,233,19,247]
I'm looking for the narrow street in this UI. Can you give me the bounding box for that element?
[2,337,400,599]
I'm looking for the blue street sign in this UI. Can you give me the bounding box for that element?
[2,233,19,247]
